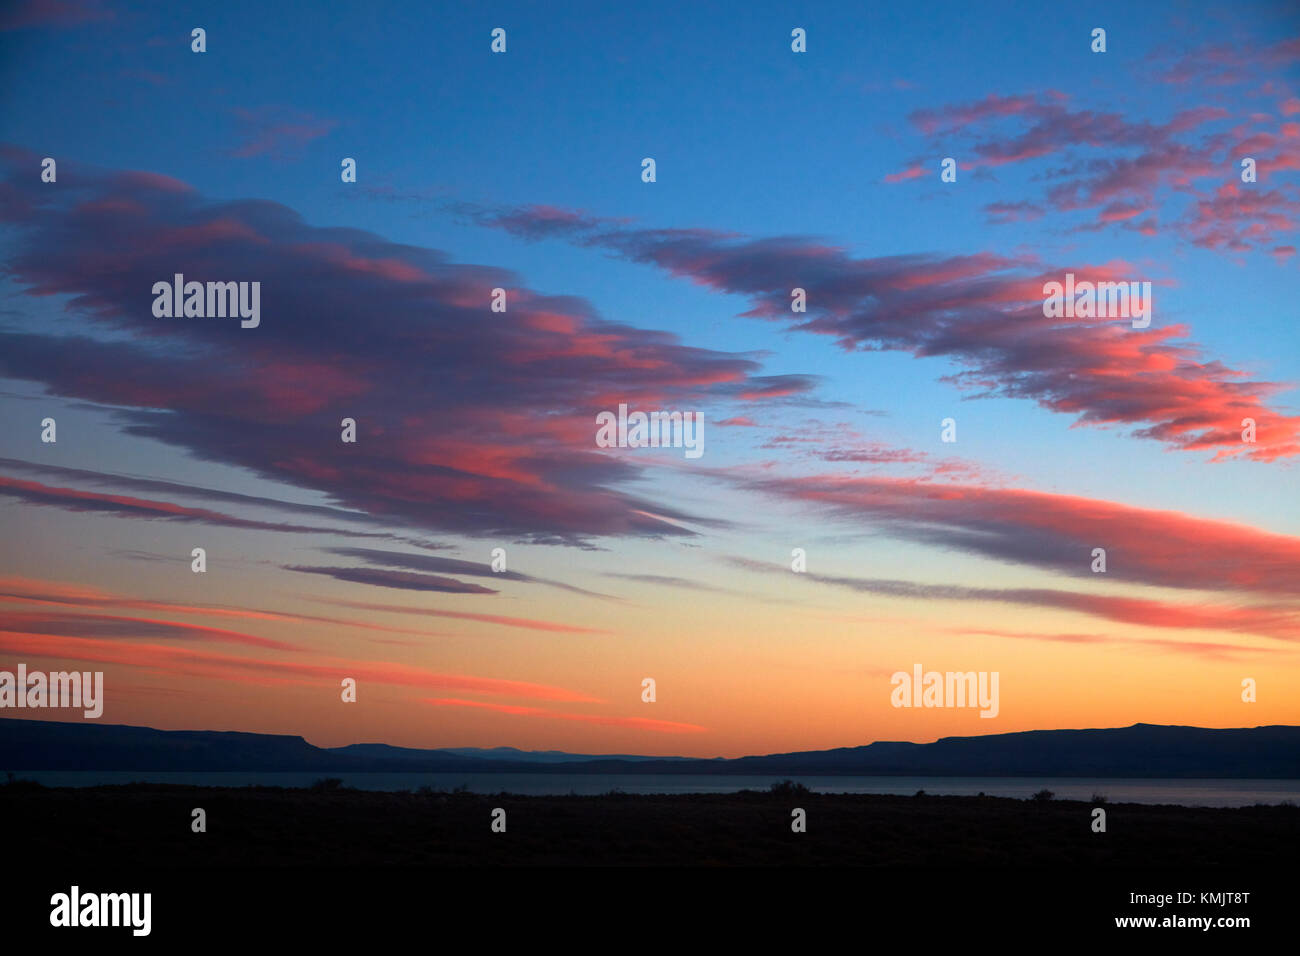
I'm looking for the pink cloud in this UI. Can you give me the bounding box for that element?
[475,206,1300,461]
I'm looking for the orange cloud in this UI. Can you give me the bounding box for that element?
[0,633,600,703]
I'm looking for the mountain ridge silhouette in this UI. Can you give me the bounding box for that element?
[3,718,1298,777]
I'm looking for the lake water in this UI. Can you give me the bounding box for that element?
[10,772,1300,807]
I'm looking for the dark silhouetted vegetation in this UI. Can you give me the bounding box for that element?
[770,779,812,797]
[1,771,44,792]
[3,783,1296,867]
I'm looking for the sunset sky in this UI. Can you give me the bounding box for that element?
[1,0,1298,757]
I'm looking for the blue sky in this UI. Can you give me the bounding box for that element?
[0,0,1297,752]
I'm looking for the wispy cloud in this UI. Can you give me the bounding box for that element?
[229,107,337,160]
[0,609,301,650]
[313,597,612,635]
[0,633,601,702]
[0,148,808,544]
[466,203,1300,460]
[286,566,499,595]
[726,474,1300,597]
[324,547,616,600]
[0,0,113,31]
[0,473,408,540]
[948,627,1282,662]
[726,555,1300,645]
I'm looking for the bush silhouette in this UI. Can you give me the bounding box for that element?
[770,779,812,797]
[1,772,44,792]
[1031,788,1055,802]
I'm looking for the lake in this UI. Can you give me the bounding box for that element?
[10,771,1300,807]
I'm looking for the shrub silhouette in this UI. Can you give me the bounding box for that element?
[769,779,812,797]
[1031,788,1055,802]
[309,777,344,792]
[1,772,44,792]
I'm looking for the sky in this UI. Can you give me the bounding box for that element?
[0,0,1297,757]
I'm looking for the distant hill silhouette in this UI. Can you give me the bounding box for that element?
[332,743,699,765]
[0,719,495,772]
[3,719,1298,777]
[432,746,703,764]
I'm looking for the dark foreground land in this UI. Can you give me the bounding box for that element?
[3,779,1296,866]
